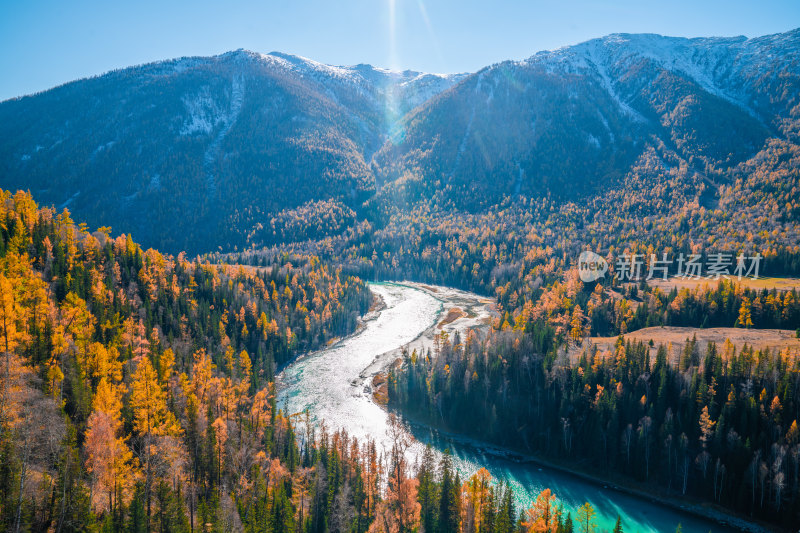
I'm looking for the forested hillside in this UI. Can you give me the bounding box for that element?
[2,30,798,258]
[0,51,464,254]
[389,325,800,528]
[375,31,799,207]
[0,189,632,533]
[0,190,370,530]
[225,134,800,338]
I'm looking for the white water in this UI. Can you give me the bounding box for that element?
[278,282,441,450]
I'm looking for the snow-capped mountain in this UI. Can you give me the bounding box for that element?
[0,50,465,252]
[248,50,467,114]
[376,29,798,207]
[0,29,797,253]
[528,29,800,124]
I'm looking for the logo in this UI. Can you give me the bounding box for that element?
[578,251,608,282]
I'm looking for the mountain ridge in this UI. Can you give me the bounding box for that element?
[0,28,798,254]
[0,48,468,105]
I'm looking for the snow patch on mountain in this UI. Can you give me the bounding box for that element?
[583,40,647,122]
[91,141,116,158]
[204,75,244,197]
[180,88,226,136]
[530,30,800,121]
[148,174,161,192]
[230,49,467,116]
[261,51,360,83]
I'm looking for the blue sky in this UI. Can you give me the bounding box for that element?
[1,0,798,101]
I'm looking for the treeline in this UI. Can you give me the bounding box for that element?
[389,327,800,529]
[507,274,800,339]
[223,206,800,339]
[590,281,800,335]
[228,230,800,342]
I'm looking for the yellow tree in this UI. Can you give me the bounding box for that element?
[363,440,382,521]
[60,292,96,384]
[88,342,122,384]
[369,474,420,533]
[698,406,716,449]
[85,410,137,515]
[94,378,125,425]
[158,348,175,387]
[223,345,236,375]
[523,488,558,532]
[570,305,585,344]
[786,420,799,445]
[393,476,421,533]
[250,386,273,441]
[191,349,214,407]
[575,502,596,533]
[158,348,176,403]
[738,297,753,328]
[464,468,493,533]
[0,273,19,423]
[211,417,228,489]
[237,349,251,386]
[131,355,181,528]
[131,356,180,438]
[46,359,64,401]
[209,375,237,421]
[24,275,49,356]
[85,378,136,515]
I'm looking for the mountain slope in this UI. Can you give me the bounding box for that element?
[0,50,465,253]
[375,29,799,209]
[0,29,798,254]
